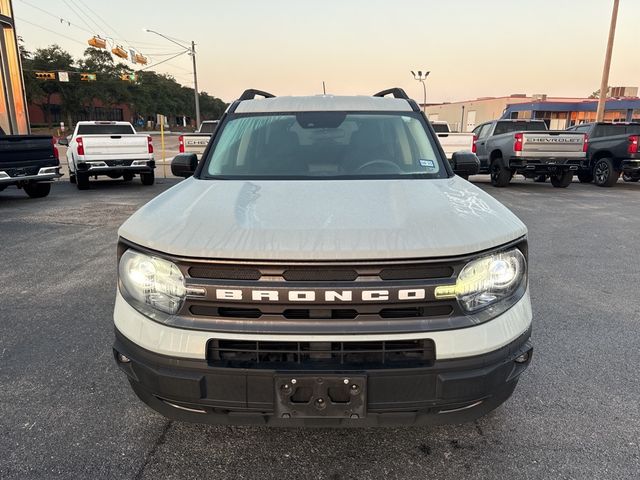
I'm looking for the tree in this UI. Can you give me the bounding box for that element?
[23,44,75,128]
[589,87,611,99]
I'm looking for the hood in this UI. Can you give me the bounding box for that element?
[118,176,527,261]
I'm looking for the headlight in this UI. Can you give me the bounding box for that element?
[119,249,186,315]
[435,248,526,313]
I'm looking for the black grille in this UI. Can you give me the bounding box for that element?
[207,339,436,369]
[379,266,453,280]
[189,266,261,280]
[189,305,452,319]
[282,268,358,282]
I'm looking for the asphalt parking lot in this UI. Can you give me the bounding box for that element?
[1,176,639,480]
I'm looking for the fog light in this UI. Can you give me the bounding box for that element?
[117,353,131,363]
[515,351,530,364]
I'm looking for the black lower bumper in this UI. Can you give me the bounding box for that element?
[114,328,532,427]
[77,160,155,176]
[508,158,583,175]
[621,159,640,175]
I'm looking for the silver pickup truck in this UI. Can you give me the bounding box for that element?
[472,119,587,187]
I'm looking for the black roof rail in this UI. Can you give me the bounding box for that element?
[373,88,410,100]
[238,89,276,101]
[373,88,420,112]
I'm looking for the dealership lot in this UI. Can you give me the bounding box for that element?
[0,177,639,480]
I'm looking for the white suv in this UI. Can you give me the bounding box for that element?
[113,88,532,426]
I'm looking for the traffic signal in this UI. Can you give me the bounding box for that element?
[120,73,138,82]
[88,36,107,49]
[112,46,128,59]
[80,73,97,81]
[35,72,56,80]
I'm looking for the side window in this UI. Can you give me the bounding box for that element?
[477,123,492,139]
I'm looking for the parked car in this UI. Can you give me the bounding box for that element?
[60,121,155,190]
[566,122,640,187]
[431,121,476,176]
[0,126,62,198]
[177,120,219,159]
[472,119,587,187]
[113,88,532,427]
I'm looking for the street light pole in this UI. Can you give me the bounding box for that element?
[144,29,201,129]
[411,70,430,113]
[596,0,619,122]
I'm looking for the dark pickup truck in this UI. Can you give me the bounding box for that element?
[566,122,640,187]
[0,127,62,198]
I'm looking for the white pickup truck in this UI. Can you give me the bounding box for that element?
[178,120,218,158]
[60,121,155,190]
[431,121,476,162]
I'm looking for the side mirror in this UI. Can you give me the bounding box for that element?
[58,137,69,146]
[171,153,198,178]
[451,151,480,178]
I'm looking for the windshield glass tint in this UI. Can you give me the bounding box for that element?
[204,113,445,179]
[77,124,135,135]
[494,121,546,135]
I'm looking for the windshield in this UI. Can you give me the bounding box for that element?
[494,121,547,135]
[431,123,450,133]
[202,112,447,179]
[77,124,135,135]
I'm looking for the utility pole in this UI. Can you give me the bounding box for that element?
[596,0,619,122]
[191,41,201,128]
[144,29,201,129]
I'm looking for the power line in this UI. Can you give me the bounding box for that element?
[16,17,88,47]
[138,51,188,72]
[61,0,100,35]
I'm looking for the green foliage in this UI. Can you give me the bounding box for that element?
[21,43,227,128]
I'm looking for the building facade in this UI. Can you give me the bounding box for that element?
[426,91,640,132]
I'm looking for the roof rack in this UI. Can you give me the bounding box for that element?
[238,89,276,101]
[373,88,410,100]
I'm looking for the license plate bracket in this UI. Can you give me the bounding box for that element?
[274,374,367,419]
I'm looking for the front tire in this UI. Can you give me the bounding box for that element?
[24,182,51,198]
[490,158,512,187]
[577,170,593,183]
[593,158,619,187]
[140,172,154,186]
[69,173,76,184]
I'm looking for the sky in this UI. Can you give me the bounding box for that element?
[11,0,640,104]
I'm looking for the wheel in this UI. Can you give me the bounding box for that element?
[490,158,512,187]
[122,172,134,181]
[622,173,639,183]
[577,170,593,183]
[550,171,573,188]
[69,173,76,184]
[23,182,51,198]
[76,172,90,190]
[593,158,619,187]
[140,172,155,185]
[533,175,547,183]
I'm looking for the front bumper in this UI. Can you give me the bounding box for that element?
[0,167,62,185]
[114,327,532,426]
